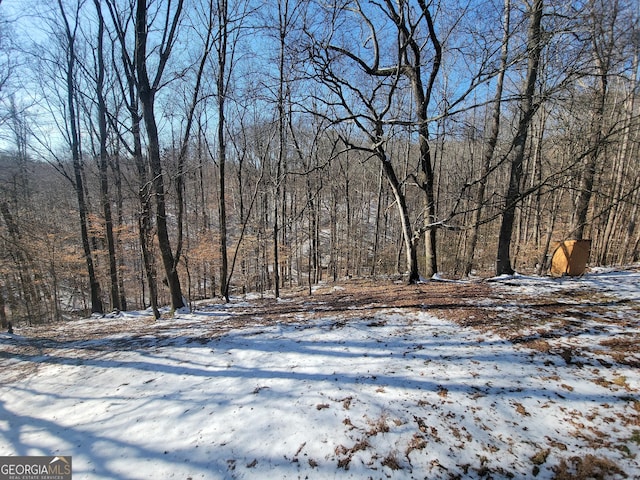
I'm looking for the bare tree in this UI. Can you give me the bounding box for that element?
[57,0,104,313]
[205,0,254,301]
[463,0,511,277]
[262,0,305,296]
[392,0,442,278]
[104,0,161,317]
[92,0,121,311]
[134,0,186,312]
[495,0,544,275]
[4,0,640,323]
[570,0,624,241]
[0,9,17,131]
[307,0,448,283]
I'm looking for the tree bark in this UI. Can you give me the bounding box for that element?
[135,0,186,312]
[58,0,103,314]
[381,155,420,283]
[94,0,121,311]
[0,283,7,330]
[464,0,511,277]
[495,0,543,275]
[570,0,618,241]
[414,0,441,278]
[133,111,161,319]
[374,122,420,283]
[104,0,159,317]
[217,0,230,302]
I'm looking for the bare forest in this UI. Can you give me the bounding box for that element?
[1,0,639,324]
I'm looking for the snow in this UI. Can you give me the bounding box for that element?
[1,269,639,479]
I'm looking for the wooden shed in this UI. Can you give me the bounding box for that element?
[550,239,591,277]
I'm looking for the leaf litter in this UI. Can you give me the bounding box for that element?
[0,266,639,479]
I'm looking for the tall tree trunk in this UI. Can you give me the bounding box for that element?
[94,0,121,311]
[217,0,230,302]
[138,93,184,311]
[0,283,7,330]
[135,0,185,312]
[375,121,419,283]
[133,110,160,319]
[412,0,441,278]
[381,155,419,283]
[272,0,292,298]
[570,0,618,241]
[571,78,606,241]
[112,152,128,312]
[273,144,282,297]
[104,0,158,317]
[58,0,103,314]
[495,0,543,275]
[419,131,438,278]
[464,0,511,277]
[372,162,384,276]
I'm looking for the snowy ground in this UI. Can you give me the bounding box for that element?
[1,268,639,479]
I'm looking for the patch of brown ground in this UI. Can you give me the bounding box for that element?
[3,275,639,370]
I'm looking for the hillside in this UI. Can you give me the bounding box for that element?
[1,267,639,479]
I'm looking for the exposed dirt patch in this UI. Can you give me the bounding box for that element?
[553,454,627,480]
[10,279,489,336]
[4,272,639,378]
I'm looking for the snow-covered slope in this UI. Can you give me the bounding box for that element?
[1,269,639,479]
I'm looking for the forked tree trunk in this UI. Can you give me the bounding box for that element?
[104,0,159,318]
